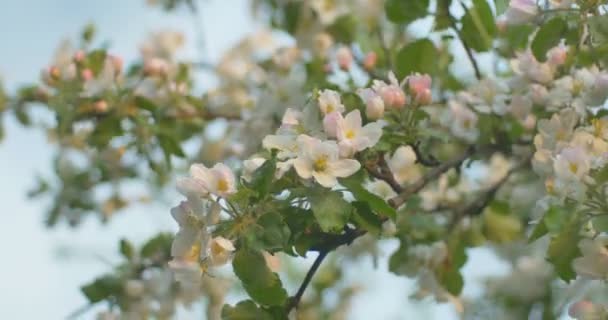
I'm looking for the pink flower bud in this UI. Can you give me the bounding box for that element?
[143,58,168,76]
[380,87,406,109]
[73,50,86,63]
[94,100,108,113]
[49,66,61,80]
[336,46,353,71]
[109,55,123,74]
[547,45,567,66]
[323,111,343,138]
[408,73,432,104]
[363,52,377,71]
[358,88,385,120]
[81,68,93,81]
[569,301,601,319]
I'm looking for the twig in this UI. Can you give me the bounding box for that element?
[364,156,403,193]
[286,250,329,312]
[412,141,441,167]
[448,153,532,230]
[448,16,482,80]
[389,146,475,208]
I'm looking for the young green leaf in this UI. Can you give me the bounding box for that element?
[531,17,567,62]
[221,300,273,320]
[395,39,438,78]
[385,0,430,25]
[232,249,288,306]
[309,189,353,233]
[461,0,497,52]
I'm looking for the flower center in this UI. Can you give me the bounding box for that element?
[345,129,355,139]
[217,178,229,193]
[185,243,201,262]
[313,155,328,172]
[326,104,334,113]
[569,162,578,174]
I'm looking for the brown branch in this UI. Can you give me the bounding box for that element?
[389,146,475,208]
[286,250,329,312]
[411,141,441,167]
[448,15,482,80]
[448,154,532,230]
[364,156,403,194]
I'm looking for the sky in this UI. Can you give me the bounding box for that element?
[0,1,512,319]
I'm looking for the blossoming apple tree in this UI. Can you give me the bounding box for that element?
[4,0,608,319]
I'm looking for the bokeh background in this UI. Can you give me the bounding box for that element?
[0,1,513,319]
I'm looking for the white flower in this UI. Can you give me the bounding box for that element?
[511,51,553,84]
[293,135,360,188]
[336,110,384,157]
[242,157,267,182]
[553,146,590,181]
[573,236,608,280]
[462,78,509,115]
[170,200,211,260]
[168,259,202,287]
[82,59,119,97]
[386,146,421,184]
[263,133,299,159]
[443,100,479,142]
[209,236,235,266]
[318,89,345,115]
[178,163,236,198]
[310,0,349,25]
[365,180,397,200]
[504,0,537,25]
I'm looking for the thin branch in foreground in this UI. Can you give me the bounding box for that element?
[448,16,482,80]
[286,250,329,312]
[389,146,475,208]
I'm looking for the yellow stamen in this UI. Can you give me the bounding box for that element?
[345,129,355,139]
[314,156,328,172]
[217,179,229,193]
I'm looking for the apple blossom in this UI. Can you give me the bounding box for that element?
[292,135,360,188]
[336,46,353,71]
[318,89,345,115]
[335,110,384,157]
[407,73,432,105]
[177,163,236,198]
[504,0,537,25]
[386,146,421,184]
[209,236,235,266]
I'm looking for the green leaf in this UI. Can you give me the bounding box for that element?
[385,0,430,25]
[87,49,107,74]
[461,0,497,52]
[340,173,396,220]
[140,233,172,258]
[232,249,288,306]
[134,96,159,112]
[531,17,568,62]
[434,0,453,31]
[309,189,353,233]
[395,39,438,78]
[119,238,135,260]
[326,15,357,43]
[528,219,548,243]
[351,201,383,235]
[547,217,582,282]
[248,158,276,198]
[483,210,522,243]
[249,212,291,252]
[81,275,122,303]
[158,133,186,164]
[221,300,273,320]
[494,0,508,15]
[589,15,608,44]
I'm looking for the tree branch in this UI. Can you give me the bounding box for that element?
[286,250,329,312]
[448,153,532,230]
[449,16,482,80]
[389,146,475,208]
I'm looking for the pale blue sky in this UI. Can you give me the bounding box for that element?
[0,1,509,319]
